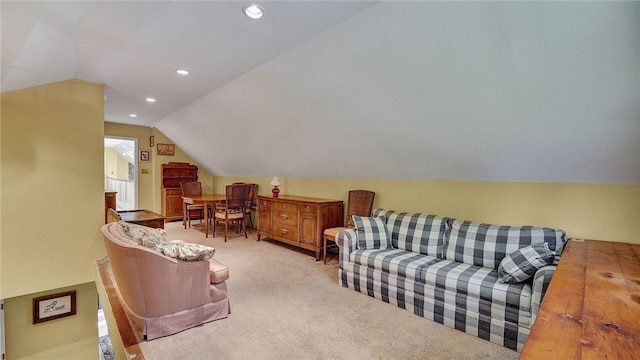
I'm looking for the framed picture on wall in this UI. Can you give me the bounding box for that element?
[157,143,175,156]
[140,150,150,161]
[33,291,77,324]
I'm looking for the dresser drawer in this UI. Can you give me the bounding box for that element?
[272,223,298,242]
[300,204,317,215]
[275,201,298,212]
[259,198,272,209]
[164,188,182,196]
[273,208,297,226]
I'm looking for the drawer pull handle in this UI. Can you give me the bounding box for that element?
[305,206,310,211]
[263,200,267,205]
[280,214,288,220]
[282,203,287,209]
[280,228,288,234]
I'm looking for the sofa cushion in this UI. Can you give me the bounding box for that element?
[374,209,448,258]
[498,243,555,284]
[350,248,442,282]
[445,220,567,269]
[419,259,533,323]
[353,215,391,250]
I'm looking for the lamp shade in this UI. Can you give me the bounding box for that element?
[270,177,280,187]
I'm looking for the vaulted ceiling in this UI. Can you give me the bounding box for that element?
[3,1,639,184]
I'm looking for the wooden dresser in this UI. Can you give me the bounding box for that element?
[258,195,343,260]
[160,162,198,222]
[520,239,640,359]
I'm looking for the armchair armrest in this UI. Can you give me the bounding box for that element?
[531,264,557,322]
[337,228,357,267]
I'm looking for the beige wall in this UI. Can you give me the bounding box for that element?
[104,123,214,213]
[1,79,105,358]
[214,177,639,244]
[4,283,98,360]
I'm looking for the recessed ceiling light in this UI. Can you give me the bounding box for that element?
[146,97,156,103]
[243,4,264,19]
[176,69,189,75]
[129,114,138,118]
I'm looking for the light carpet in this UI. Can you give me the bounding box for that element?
[137,221,519,360]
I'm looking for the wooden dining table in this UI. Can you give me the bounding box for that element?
[182,194,225,237]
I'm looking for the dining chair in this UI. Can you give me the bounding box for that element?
[232,182,258,229]
[180,181,206,229]
[107,208,121,223]
[323,190,375,264]
[213,183,251,241]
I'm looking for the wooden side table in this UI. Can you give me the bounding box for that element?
[115,209,166,229]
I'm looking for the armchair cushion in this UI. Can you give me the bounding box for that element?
[156,242,216,261]
[140,236,216,262]
[498,242,555,284]
[353,215,390,250]
[209,259,230,283]
[118,221,167,243]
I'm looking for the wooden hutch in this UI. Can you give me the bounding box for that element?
[161,162,198,222]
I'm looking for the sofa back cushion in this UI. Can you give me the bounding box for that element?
[445,220,567,269]
[373,208,449,258]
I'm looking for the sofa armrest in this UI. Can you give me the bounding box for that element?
[337,229,357,267]
[531,264,557,322]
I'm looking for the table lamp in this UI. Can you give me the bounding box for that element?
[270,177,280,198]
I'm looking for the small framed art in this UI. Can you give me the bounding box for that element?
[140,150,150,161]
[157,143,175,156]
[33,291,77,324]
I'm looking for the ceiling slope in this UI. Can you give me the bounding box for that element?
[155,1,640,184]
[1,1,375,125]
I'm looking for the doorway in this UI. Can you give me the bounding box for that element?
[104,136,138,210]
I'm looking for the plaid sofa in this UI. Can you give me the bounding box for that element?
[338,208,566,351]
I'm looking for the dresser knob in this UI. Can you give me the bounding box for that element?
[280,228,288,234]
[280,214,288,220]
[305,206,310,211]
[282,203,287,209]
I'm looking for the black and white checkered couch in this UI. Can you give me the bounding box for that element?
[338,208,566,351]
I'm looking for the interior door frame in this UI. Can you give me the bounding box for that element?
[104,136,138,210]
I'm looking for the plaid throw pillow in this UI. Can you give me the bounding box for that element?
[353,215,390,250]
[498,242,556,284]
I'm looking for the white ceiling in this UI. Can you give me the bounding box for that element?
[3,1,638,184]
[1,1,375,126]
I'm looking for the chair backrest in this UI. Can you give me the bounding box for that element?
[345,190,376,228]
[225,183,251,209]
[181,181,202,196]
[246,183,257,208]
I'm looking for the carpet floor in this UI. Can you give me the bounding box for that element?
[135,221,519,360]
